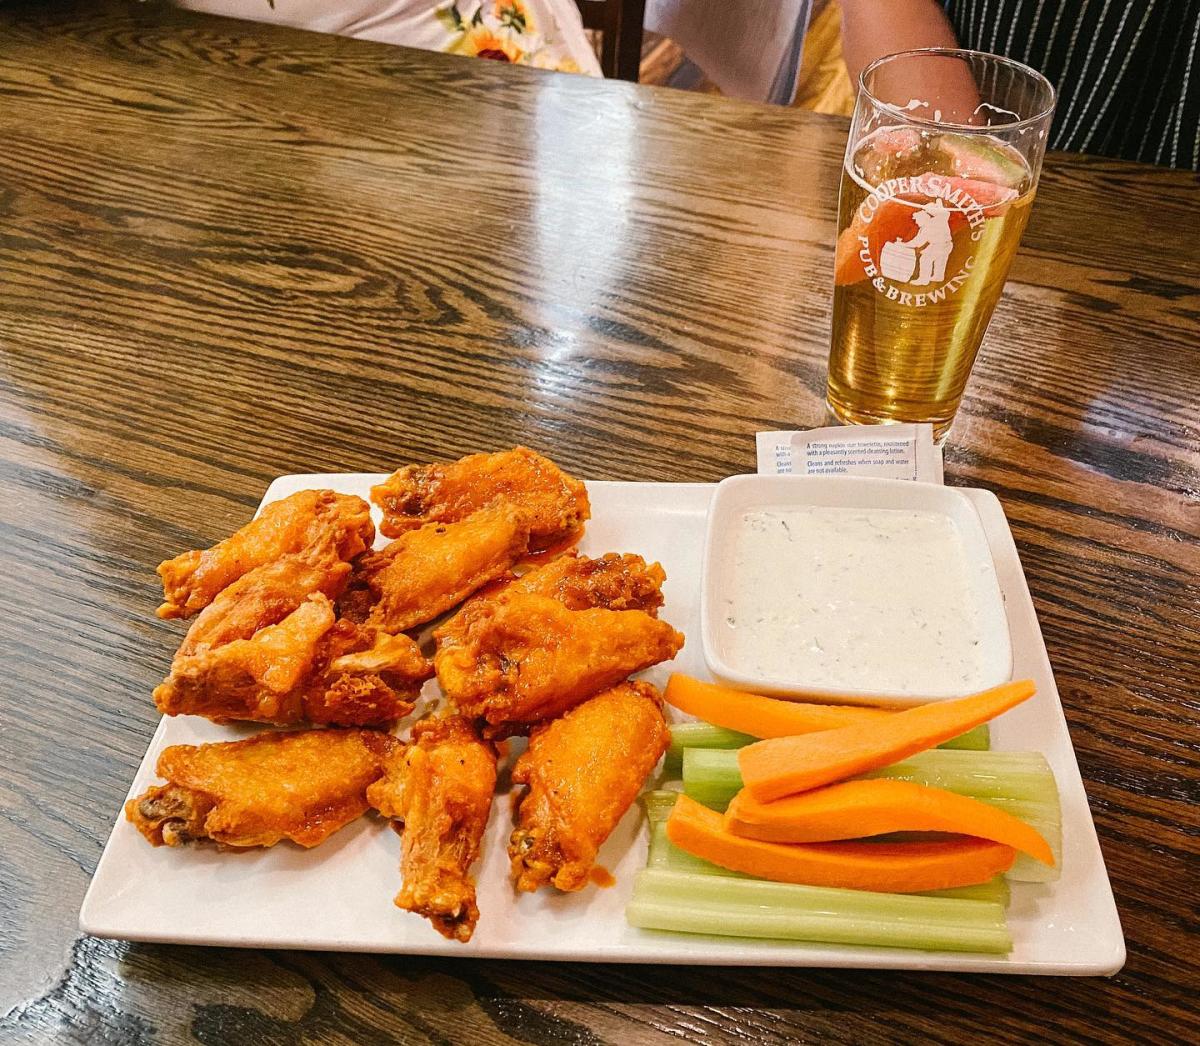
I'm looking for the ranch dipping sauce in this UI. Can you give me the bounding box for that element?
[724,506,988,694]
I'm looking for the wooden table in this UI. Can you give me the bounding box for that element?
[2,2,1197,1042]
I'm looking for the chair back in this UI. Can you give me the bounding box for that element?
[576,0,645,81]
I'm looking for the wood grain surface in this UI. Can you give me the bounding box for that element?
[1,2,1197,1043]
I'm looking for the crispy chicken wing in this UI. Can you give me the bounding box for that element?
[434,593,683,732]
[155,594,432,726]
[367,716,497,942]
[370,447,589,550]
[504,551,666,613]
[340,503,531,633]
[509,682,669,892]
[126,729,397,849]
[157,490,373,619]
[176,547,352,657]
[436,551,665,646]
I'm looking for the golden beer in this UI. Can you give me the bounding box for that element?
[826,50,1055,442]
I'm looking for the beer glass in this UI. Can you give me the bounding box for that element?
[827,49,1056,442]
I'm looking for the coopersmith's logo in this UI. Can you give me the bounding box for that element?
[856,173,987,306]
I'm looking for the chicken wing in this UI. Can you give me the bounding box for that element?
[340,503,531,633]
[158,489,373,619]
[509,681,669,892]
[155,594,432,726]
[126,728,397,849]
[436,551,665,647]
[176,547,352,657]
[504,551,666,614]
[367,716,497,942]
[435,592,683,732]
[370,447,589,550]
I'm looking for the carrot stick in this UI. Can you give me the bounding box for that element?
[725,779,1055,866]
[665,674,892,737]
[738,680,1036,803]
[667,795,1016,893]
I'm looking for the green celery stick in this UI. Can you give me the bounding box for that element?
[923,878,1012,905]
[646,822,746,878]
[627,870,1011,954]
[666,721,990,765]
[683,748,1058,810]
[939,724,991,751]
[640,790,682,826]
[665,723,756,775]
[862,750,1058,802]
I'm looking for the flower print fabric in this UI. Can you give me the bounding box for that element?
[177,0,602,76]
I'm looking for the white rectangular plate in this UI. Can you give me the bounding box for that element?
[81,478,1125,974]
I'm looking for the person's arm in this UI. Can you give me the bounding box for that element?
[839,1,982,124]
[839,0,960,87]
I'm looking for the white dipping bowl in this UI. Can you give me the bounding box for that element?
[700,475,1013,707]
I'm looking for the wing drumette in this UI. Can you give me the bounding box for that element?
[434,593,683,733]
[509,681,669,892]
[126,728,397,849]
[157,489,373,619]
[370,446,589,550]
[367,716,497,942]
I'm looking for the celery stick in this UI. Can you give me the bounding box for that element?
[640,790,681,826]
[864,750,1058,803]
[939,724,991,751]
[628,870,1012,953]
[647,822,746,877]
[637,868,1005,921]
[681,748,746,808]
[627,899,1012,953]
[666,721,989,767]
[924,878,1011,905]
[664,723,755,776]
[668,722,755,758]
[683,748,1059,810]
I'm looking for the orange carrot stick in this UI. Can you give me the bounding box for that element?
[667,794,1016,892]
[738,680,1036,803]
[725,779,1054,865]
[664,674,891,737]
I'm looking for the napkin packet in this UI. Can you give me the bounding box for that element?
[755,424,944,484]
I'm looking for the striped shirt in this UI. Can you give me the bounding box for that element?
[944,0,1200,169]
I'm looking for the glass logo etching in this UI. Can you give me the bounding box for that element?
[853,174,1013,307]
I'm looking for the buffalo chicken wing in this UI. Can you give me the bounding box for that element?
[436,551,666,647]
[367,716,497,942]
[434,593,683,732]
[370,446,589,550]
[509,682,669,892]
[127,729,397,849]
[155,593,432,726]
[341,503,531,632]
[157,489,373,619]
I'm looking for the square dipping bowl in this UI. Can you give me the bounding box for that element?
[701,475,1013,707]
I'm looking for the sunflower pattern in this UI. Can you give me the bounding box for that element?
[438,1,588,74]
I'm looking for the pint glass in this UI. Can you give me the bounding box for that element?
[827,49,1056,442]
